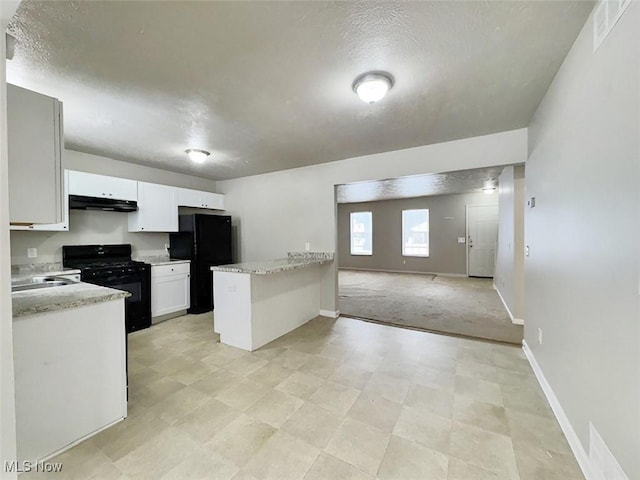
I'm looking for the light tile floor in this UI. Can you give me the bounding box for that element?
[22,313,584,479]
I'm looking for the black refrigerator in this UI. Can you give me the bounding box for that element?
[169,214,232,313]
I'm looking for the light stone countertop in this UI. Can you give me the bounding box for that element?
[133,255,191,267]
[210,255,333,275]
[12,283,131,319]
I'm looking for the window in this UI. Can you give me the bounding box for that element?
[402,209,429,257]
[350,211,372,255]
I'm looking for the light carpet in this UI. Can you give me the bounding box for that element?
[339,270,523,344]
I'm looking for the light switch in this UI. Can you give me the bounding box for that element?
[304,242,311,252]
[457,237,466,244]
[27,248,37,259]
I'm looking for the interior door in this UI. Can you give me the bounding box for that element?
[467,204,499,277]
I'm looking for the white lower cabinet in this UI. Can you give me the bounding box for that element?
[151,262,190,319]
[13,300,127,463]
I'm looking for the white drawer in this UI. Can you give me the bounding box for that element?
[151,262,190,278]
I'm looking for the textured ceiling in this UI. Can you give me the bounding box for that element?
[337,166,510,203]
[7,1,593,180]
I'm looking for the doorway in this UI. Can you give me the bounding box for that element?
[466,204,499,277]
[335,166,523,344]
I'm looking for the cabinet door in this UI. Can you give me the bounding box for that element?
[200,192,225,210]
[128,182,178,232]
[151,273,190,317]
[8,84,63,224]
[11,170,70,231]
[68,171,137,201]
[177,188,202,208]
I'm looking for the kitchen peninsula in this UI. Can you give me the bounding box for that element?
[211,252,333,351]
[12,281,129,464]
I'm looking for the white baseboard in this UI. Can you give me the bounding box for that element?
[319,309,340,318]
[493,284,524,325]
[522,341,596,480]
[339,267,467,278]
[40,416,125,464]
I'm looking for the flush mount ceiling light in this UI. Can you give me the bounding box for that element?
[185,149,210,163]
[482,186,497,195]
[352,71,394,104]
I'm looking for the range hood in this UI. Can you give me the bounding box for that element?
[69,195,137,212]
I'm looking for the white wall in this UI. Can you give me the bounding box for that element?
[10,211,168,265]
[494,165,525,321]
[1,2,21,478]
[216,128,528,312]
[10,149,220,265]
[525,4,639,479]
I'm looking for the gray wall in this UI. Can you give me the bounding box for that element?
[338,192,496,275]
[10,149,220,265]
[494,165,525,320]
[526,4,639,479]
[216,128,528,313]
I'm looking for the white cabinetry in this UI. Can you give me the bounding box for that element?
[13,300,127,463]
[151,262,190,319]
[128,182,178,232]
[177,187,224,210]
[68,170,137,201]
[8,84,64,225]
[11,170,70,231]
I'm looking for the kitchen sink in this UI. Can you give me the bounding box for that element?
[11,276,78,293]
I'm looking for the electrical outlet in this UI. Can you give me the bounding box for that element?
[538,328,543,345]
[457,237,466,244]
[27,248,37,259]
[164,243,170,253]
[227,285,236,293]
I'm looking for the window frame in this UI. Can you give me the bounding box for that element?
[401,208,429,258]
[350,211,373,256]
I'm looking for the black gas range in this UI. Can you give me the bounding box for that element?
[63,244,151,333]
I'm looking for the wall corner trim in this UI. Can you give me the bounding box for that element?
[493,284,523,325]
[522,340,596,480]
[319,309,340,319]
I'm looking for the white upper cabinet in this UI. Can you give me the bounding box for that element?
[177,188,201,207]
[177,187,225,210]
[68,171,138,201]
[11,170,70,232]
[8,84,64,225]
[128,182,178,232]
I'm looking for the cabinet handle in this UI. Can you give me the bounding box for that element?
[102,193,106,196]
[109,193,113,196]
